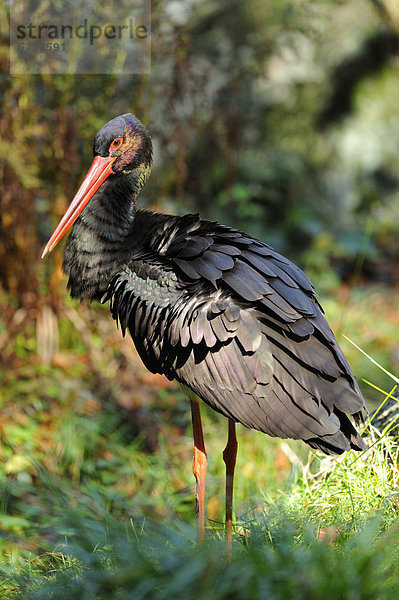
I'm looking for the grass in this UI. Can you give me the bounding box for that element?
[2,486,399,599]
[1,284,399,597]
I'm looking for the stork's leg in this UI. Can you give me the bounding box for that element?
[223,418,237,552]
[190,397,207,543]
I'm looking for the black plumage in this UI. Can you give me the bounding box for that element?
[45,113,367,463]
[97,211,366,454]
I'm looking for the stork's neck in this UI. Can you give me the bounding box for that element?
[85,175,138,233]
[63,164,151,300]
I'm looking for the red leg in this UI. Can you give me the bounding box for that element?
[223,418,237,555]
[190,397,208,543]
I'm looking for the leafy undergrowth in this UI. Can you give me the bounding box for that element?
[2,515,399,600]
[3,425,399,599]
[1,477,399,600]
[1,285,399,597]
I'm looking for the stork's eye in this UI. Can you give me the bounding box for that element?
[109,137,123,153]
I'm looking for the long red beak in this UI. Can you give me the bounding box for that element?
[41,155,116,258]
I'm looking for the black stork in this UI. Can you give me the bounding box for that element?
[42,113,367,544]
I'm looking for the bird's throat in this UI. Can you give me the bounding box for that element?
[62,174,143,300]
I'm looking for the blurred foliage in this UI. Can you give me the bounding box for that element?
[2,506,399,599]
[1,0,399,310]
[2,0,399,593]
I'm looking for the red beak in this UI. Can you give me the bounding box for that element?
[41,155,116,258]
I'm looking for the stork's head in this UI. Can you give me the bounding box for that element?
[42,113,152,258]
[93,113,153,174]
